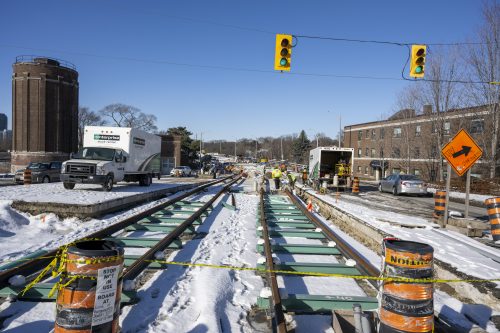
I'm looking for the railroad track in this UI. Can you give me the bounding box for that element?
[256,189,380,332]
[0,175,242,303]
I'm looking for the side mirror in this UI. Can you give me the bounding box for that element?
[69,153,74,159]
[122,156,127,163]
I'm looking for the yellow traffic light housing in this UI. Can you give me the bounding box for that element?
[274,34,292,71]
[409,44,426,78]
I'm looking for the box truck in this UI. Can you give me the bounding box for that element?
[61,126,161,191]
[308,146,354,190]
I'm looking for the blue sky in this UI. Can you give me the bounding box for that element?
[0,0,485,141]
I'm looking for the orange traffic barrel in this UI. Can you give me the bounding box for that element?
[55,240,124,333]
[23,169,32,185]
[352,177,359,195]
[379,239,434,333]
[485,197,500,242]
[433,191,446,223]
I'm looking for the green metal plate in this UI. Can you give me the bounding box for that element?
[257,244,339,255]
[106,237,182,248]
[257,230,326,239]
[257,294,378,312]
[265,222,316,229]
[256,262,361,275]
[125,223,195,234]
[124,255,164,268]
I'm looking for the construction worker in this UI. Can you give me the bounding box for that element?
[286,171,296,189]
[302,168,308,184]
[272,166,282,190]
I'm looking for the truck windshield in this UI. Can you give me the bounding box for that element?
[74,147,116,161]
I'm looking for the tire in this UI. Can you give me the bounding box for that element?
[146,174,152,186]
[378,184,382,192]
[42,176,50,183]
[392,187,398,196]
[63,182,75,190]
[102,175,113,192]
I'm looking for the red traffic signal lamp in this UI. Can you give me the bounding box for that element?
[409,44,427,78]
[274,34,292,71]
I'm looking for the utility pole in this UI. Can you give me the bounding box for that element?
[339,115,342,148]
[280,137,283,160]
[234,140,237,162]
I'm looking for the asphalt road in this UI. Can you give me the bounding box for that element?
[355,182,489,222]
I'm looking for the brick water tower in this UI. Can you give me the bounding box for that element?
[11,56,79,172]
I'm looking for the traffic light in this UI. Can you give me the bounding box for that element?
[409,44,426,78]
[274,34,292,71]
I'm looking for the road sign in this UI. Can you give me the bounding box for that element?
[441,129,482,176]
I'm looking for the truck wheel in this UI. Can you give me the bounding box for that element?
[42,176,50,183]
[145,174,152,186]
[102,176,113,192]
[63,182,75,190]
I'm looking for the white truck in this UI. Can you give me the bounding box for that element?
[308,146,354,190]
[61,126,161,191]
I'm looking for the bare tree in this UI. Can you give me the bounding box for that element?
[100,103,158,132]
[466,1,500,178]
[78,107,106,149]
[420,46,463,181]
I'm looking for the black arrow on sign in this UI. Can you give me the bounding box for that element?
[452,145,471,158]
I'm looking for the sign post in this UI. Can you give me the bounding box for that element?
[441,129,482,226]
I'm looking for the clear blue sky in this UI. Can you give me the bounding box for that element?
[0,0,485,141]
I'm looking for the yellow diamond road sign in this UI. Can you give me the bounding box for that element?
[441,129,483,176]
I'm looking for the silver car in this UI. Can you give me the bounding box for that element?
[170,166,192,177]
[379,174,427,196]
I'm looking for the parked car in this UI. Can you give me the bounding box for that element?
[170,166,192,177]
[15,161,63,184]
[379,174,428,196]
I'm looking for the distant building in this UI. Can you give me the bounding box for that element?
[0,113,7,131]
[343,104,494,181]
[11,56,78,172]
[0,130,12,151]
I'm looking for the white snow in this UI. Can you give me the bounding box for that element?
[0,173,499,332]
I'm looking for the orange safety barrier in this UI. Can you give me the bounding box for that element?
[23,169,32,185]
[485,197,500,242]
[379,239,434,333]
[433,191,446,224]
[351,177,359,195]
[55,240,124,333]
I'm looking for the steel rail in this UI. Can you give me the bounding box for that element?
[259,188,288,333]
[0,176,235,288]
[284,190,380,284]
[122,175,242,280]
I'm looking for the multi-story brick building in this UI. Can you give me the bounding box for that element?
[343,105,495,181]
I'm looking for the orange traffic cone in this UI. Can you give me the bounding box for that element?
[306,199,313,212]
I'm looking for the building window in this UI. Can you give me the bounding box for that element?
[444,122,451,135]
[380,128,385,139]
[365,166,368,174]
[415,125,421,137]
[371,148,376,157]
[371,129,376,140]
[393,127,401,138]
[414,169,421,176]
[357,148,362,157]
[470,119,484,134]
[366,130,370,139]
[392,147,400,158]
[357,166,362,173]
[365,148,369,157]
[414,147,420,159]
[358,130,362,141]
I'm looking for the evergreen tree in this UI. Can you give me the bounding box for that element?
[292,130,311,163]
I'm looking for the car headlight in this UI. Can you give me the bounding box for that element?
[61,163,66,174]
[96,166,105,175]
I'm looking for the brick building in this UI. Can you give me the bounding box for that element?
[343,105,494,181]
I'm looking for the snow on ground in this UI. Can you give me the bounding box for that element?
[0,179,195,205]
[120,189,263,332]
[1,171,500,332]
